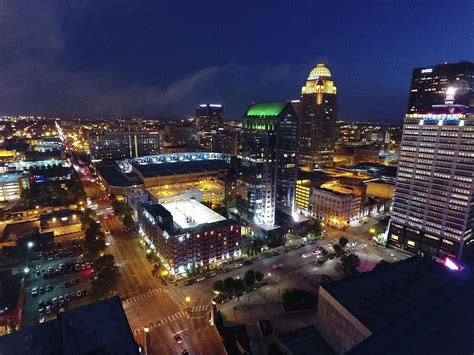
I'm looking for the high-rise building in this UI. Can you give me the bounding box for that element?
[297,63,338,167]
[89,131,162,161]
[238,102,298,226]
[389,80,474,260]
[196,104,224,131]
[407,61,474,114]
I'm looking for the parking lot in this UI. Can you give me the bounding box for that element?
[23,245,95,326]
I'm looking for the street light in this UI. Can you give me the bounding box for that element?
[23,267,30,274]
[27,241,34,249]
[185,296,191,303]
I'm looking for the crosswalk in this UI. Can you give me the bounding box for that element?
[190,305,209,313]
[133,310,187,336]
[166,289,188,310]
[121,288,164,307]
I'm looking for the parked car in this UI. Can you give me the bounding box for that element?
[46,284,53,292]
[39,287,45,294]
[234,263,243,269]
[31,287,39,297]
[184,279,195,286]
[196,276,206,282]
[65,294,71,302]
[76,290,82,297]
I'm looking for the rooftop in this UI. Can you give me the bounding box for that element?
[0,296,138,355]
[0,172,26,184]
[323,257,458,333]
[161,199,226,229]
[245,102,286,117]
[132,159,230,179]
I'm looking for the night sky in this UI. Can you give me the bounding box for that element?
[1,1,472,122]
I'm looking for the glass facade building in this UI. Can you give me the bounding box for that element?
[238,102,298,226]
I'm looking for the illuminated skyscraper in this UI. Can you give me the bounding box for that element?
[297,64,338,167]
[389,79,474,260]
[407,61,474,114]
[238,102,298,227]
[196,104,224,131]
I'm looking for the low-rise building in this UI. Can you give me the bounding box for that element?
[0,173,28,202]
[0,270,26,336]
[138,199,240,276]
[316,256,472,355]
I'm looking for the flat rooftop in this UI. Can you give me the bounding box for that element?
[161,199,226,229]
[132,159,229,178]
[0,296,138,354]
[0,172,25,184]
[323,257,456,333]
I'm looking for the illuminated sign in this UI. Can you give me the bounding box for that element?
[443,257,461,271]
[421,68,433,73]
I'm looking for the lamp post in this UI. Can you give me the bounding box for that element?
[143,326,149,355]
[25,241,34,274]
[185,296,191,313]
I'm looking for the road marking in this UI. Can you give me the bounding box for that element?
[132,311,187,335]
[165,289,188,310]
[122,288,164,306]
[190,305,209,313]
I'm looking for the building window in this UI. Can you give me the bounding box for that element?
[407,240,416,247]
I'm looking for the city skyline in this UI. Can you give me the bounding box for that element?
[0,1,472,121]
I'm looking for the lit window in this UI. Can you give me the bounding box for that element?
[407,240,415,247]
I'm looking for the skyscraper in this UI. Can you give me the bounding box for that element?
[196,104,224,131]
[297,64,338,167]
[238,102,298,227]
[407,61,474,114]
[389,68,474,260]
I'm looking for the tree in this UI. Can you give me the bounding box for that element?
[90,254,120,300]
[333,243,343,256]
[112,199,126,216]
[338,236,349,249]
[244,269,256,287]
[213,280,226,294]
[122,211,134,230]
[255,271,264,283]
[340,253,360,276]
[306,220,322,239]
[223,277,235,296]
[83,221,106,259]
[234,278,245,294]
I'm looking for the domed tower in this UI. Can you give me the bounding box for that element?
[297,63,338,167]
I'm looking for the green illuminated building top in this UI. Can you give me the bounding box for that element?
[245,102,286,117]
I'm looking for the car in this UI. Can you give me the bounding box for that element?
[196,276,206,282]
[82,289,88,296]
[59,263,64,269]
[35,265,41,271]
[38,301,45,309]
[54,254,59,260]
[52,297,58,304]
[38,308,45,315]
[85,262,91,268]
[45,305,51,314]
[234,263,243,269]
[223,267,232,273]
[243,260,253,266]
[59,300,64,307]
[70,292,76,300]
[36,271,41,278]
[31,287,39,296]
[75,264,81,271]
[48,256,53,261]
[76,290,82,297]
[272,263,282,270]
[182,351,189,355]
[58,295,64,302]
[39,287,45,294]
[184,279,195,286]
[174,334,183,344]
[64,294,71,302]
[48,267,54,272]
[206,272,217,279]
[81,264,86,270]
[46,284,53,292]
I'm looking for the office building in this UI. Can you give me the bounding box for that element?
[138,199,240,275]
[315,257,472,355]
[238,102,298,226]
[297,64,338,167]
[196,104,224,131]
[89,131,162,161]
[0,173,28,202]
[389,84,474,259]
[0,270,26,336]
[407,61,474,114]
